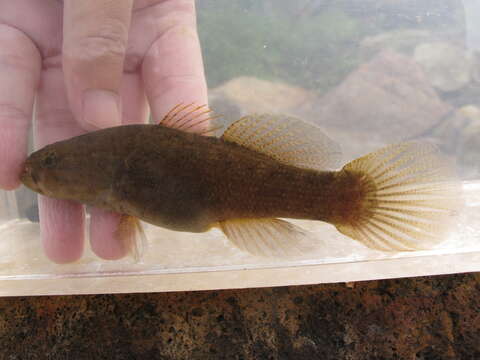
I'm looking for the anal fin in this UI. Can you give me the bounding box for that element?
[218,218,313,257]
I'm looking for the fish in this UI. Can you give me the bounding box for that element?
[20,104,463,258]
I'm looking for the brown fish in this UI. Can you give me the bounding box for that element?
[20,104,462,257]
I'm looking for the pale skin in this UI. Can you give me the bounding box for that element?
[0,0,208,263]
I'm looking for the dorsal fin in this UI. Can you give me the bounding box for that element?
[221,114,342,171]
[158,103,223,136]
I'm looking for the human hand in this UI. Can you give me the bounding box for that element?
[0,0,207,263]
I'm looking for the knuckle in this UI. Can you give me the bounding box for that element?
[65,21,128,67]
[123,51,143,73]
[148,74,204,95]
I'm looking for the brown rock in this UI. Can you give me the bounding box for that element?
[360,29,436,56]
[309,50,452,144]
[414,42,472,92]
[457,105,480,177]
[425,104,480,178]
[209,76,316,117]
[208,91,244,128]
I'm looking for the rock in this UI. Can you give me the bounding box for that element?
[208,91,244,129]
[360,29,437,56]
[459,104,480,121]
[209,76,316,119]
[306,50,451,153]
[414,42,472,92]
[441,82,480,108]
[428,108,469,152]
[456,105,480,177]
[208,77,317,132]
[425,104,480,178]
[471,52,480,84]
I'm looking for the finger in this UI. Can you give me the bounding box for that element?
[89,208,126,260]
[119,72,149,125]
[0,25,41,190]
[142,1,207,126]
[89,73,148,260]
[36,67,85,263]
[63,0,133,130]
[38,196,85,264]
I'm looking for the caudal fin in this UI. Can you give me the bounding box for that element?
[335,142,462,251]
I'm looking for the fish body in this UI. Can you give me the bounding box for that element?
[22,124,359,231]
[21,107,462,257]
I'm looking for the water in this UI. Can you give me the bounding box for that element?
[2,0,480,295]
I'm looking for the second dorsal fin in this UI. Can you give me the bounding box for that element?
[221,114,342,171]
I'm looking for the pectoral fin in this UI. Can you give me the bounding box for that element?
[218,218,311,257]
[116,215,147,262]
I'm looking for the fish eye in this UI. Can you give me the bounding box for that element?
[42,151,58,168]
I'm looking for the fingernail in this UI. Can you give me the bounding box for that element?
[82,89,121,129]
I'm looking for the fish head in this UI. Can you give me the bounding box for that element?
[21,144,80,198]
[21,140,114,203]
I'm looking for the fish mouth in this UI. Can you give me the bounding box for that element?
[20,162,43,194]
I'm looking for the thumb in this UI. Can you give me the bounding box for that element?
[63,0,133,130]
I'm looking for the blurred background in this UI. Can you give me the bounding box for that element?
[199,0,480,179]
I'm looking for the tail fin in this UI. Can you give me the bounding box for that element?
[335,142,463,251]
